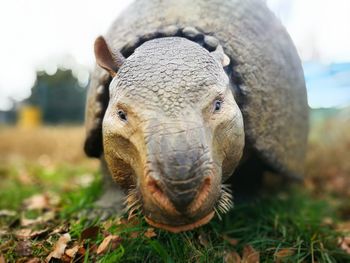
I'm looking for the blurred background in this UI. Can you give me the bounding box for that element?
[0,0,349,196]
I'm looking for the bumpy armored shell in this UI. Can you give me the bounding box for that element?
[85,0,309,179]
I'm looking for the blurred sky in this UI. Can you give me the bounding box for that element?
[0,0,349,110]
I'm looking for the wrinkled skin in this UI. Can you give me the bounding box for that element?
[102,37,245,231]
[85,0,309,233]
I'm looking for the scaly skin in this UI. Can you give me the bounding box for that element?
[84,0,309,232]
[102,38,244,228]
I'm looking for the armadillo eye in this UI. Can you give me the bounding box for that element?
[117,109,127,121]
[213,99,223,112]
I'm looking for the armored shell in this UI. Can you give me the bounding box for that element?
[85,0,309,179]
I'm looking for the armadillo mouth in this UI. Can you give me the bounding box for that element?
[144,211,215,233]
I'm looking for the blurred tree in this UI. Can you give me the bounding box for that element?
[26,69,88,124]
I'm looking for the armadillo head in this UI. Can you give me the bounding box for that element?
[95,36,244,232]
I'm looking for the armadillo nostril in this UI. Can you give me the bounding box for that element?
[146,175,213,215]
[147,177,179,215]
[165,175,212,213]
[147,177,163,195]
[188,176,212,214]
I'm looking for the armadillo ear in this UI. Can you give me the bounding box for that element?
[211,45,230,67]
[94,36,125,77]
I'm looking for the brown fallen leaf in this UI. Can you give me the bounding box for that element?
[128,217,141,226]
[68,246,87,262]
[14,241,32,257]
[117,218,128,225]
[242,245,259,263]
[144,228,157,239]
[65,245,80,258]
[337,222,350,234]
[60,254,72,263]
[15,228,50,240]
[0,254,5,263]
[97,235,122,255]
[224,250,241,263]
[114,218,140,238]
[339,237,350,254]
[321,217,334,227]
[51,223,69,235]
[198,233,209,247]
[14,229,32,239]
[77,246,87,257]
[275,248,294,262]
[24,194,50,210]
[223,235,239,246]
[80,226,100,241]
[26,258,41,263]
[130,231,140,239]
[46,233,71,262]
[21,211,56,227]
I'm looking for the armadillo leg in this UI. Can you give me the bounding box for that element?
[84,157,126,221]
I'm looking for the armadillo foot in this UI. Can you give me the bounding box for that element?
[79,185,126,221]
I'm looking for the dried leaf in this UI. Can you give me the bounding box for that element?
[0,254,5,263]
[275,248,294,262]
[321,217,334,226]
[339,237,350,254]
[15,228,49,240]
[128,217,141,226]
[51,223,69,235]
[66,246,86,260]
[14,241,32,257]
[130,231,139,239]
[0,210,16,217]
[21,211,56,227]
[60,254,72,263]
[115,217,140,234]
[338,222,350,233]
[26,258,41,263]
[242,245,260,263]
[14,229,32,239]
[80,226,100,240]
[97,235,122,255]
[224,250,241,263]
[223,235,239,246]
[65,245,80,258]
[144,228,157,239]
[77,246,86,257]
[117,218,128,225]
[24,194,50,210]
[46,233,71,262]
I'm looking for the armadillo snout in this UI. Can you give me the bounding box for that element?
[146,173,213,215]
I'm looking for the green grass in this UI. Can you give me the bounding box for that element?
[66,184,349,262]
[1,162,349,262]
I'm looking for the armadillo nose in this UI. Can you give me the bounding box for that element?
[147,177,179,215]
[147,175,212,214]
[167,176,212,214]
